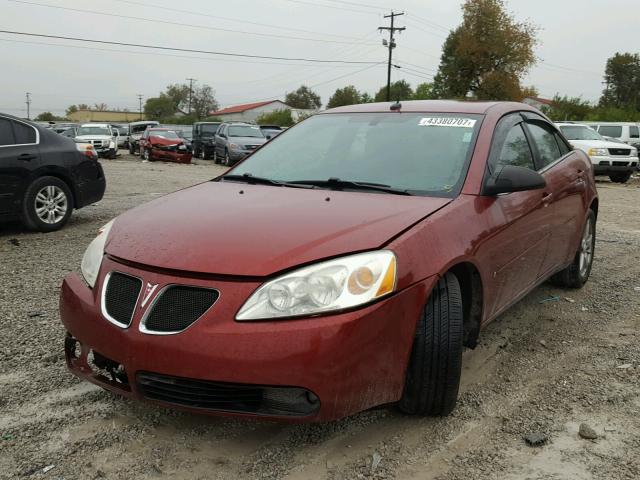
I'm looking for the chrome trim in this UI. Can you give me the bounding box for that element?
[100,271,143,329]
[139,284,220,336]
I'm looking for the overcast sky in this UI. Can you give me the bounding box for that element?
[0,0,635,117]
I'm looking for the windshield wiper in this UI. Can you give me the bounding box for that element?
[288,178,413,196]
[220,173,314,189]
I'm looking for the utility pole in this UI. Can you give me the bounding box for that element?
[186,78,196,114]
[137,94,143,120]
[25,92,31,120]
[379,11,405,102]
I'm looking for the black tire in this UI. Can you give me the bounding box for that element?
[609,172,631,183]
[213,149,218,164]
[224,150,230,166]
[550,209,596,288]
[201,148,208,160]
[21,176,74,232]
[129,144,135,155]
[399,272,463,416]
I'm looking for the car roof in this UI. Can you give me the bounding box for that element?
[322,100,535,115]
[80,123,110,127]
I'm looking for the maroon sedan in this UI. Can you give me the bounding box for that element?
[139,128,192,163]
[60,101,597,421]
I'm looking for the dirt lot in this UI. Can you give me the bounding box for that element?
[1,154,639,480]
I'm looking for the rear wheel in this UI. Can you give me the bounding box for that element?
[609,172,631,183]
[21,176,73,232]
[551,209,596,288]
[399,272,463,416]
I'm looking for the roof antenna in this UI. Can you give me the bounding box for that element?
[390,99,402,112]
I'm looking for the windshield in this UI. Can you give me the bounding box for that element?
[230,113,482,196]
[201,124,219,134]
[149,130,180,139]
[78,126,111,136]
[229,125,264,138]
[560,125,603,141]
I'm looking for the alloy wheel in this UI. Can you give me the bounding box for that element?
[578,217,594,277]
[34,185,68,225]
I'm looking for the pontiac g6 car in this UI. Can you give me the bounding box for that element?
[60,101,597,421]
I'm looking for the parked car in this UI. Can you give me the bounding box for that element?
[192,122,221,160]
[556,123,638,183]
[75,124,119,159]
[138,128,192,164]
[259,124,284,139]
[213,122,267,165]
[60,101,598,421]
[60,127,78,139]
[128,121,159,154]
[51,123,78,134]
[0,113,105,231]
[581,121,640,150]
[110,124,129,149]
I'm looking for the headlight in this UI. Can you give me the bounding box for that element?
[109,141,115,149]
[236,251,397,320]
[178,144,187,151]
[228,143,239,150]
[588,148,608,156]
[81,220,114,288]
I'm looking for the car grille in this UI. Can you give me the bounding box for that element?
[136,372,320,416]
[613,161,630,167]
[608,148,631,156]
[103,272,142,327]
[244,144,259,150]
[142,286,218,333]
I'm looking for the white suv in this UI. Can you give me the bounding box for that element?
[75,124,119,159]
[556,123,638,183]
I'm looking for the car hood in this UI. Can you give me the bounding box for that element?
[231,136,267,145]
[149,135,185,146]
[105,182,451,277]
[570,139,634,150]
[76,135,112,141]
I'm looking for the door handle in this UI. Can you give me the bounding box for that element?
[18,153,36,161]
[541,192,553,206]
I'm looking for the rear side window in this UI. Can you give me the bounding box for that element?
[630,125,639,139]
[0,118,15,145]
[496,125,535,170]
[527,123,561,168]
[598,125,623,138]
[12,121,36,144]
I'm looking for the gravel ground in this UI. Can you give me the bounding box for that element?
[1,154,639,480]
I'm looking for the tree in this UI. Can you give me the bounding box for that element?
[327,85,362,108]
[256,109,295,127]
[285,85,322,109]
[191,84,219,119]
[93,103,108,111]
[35,112,58,122]
[374,80,413,102]
[544,95,592,121]
[144,96,177,120]
[599,53,640,110]
[413,82,436,100]
[360,92,374,103]
[432,0,538,101]
[65,105,78,116]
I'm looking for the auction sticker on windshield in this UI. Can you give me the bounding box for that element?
[418,117,477,128]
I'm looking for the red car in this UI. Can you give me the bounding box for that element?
[138,128,192,163]
[60,101,597,422]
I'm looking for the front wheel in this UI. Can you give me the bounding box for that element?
[142,148,152,161]
[399,272,463,416]
[609,172,631,183]
[201,148,208,160]
[550,209,596,288]
[224,151,231,166]
[21,176,73,232]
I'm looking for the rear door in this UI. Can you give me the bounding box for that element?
[479,113,555,318]
[522,115,586,274]
[0,117,40,214]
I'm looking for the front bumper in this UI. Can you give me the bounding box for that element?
[592,156,638,174]
[151,148,192,164]
[59,257,434,421]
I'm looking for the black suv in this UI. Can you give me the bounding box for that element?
[192,122,221,159]
[0,113,106,232]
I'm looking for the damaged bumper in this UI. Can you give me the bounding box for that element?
[59,257,433,421]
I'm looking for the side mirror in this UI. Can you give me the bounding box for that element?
[266,135,272,140]
[483,165,546,196]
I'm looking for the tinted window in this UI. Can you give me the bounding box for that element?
[0,118,15,145]
[527,123,561,168]
[555,133,571,155]
[232,113,482,196]
[496,125,534,170]
[559,125,602,141]
[201,124,219,134]
[630,125,639,139]
[598,125,623,138]
[14,122,37,144]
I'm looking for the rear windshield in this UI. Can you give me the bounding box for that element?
[559,125,602,141]
[598,125,623,138]
[231,113,482,197]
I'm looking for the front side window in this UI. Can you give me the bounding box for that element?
[495,125,535,170]
[527,123,562,168]
[0,118,16,146]
[228,126,263,138]
[231,113,483,197]
[598,125,623,138]
[77,126,111,136]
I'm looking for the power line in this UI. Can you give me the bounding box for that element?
[8,0,376,46]
[0,30,381,65]
[379,11,406,101]
[279,0,380,16]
